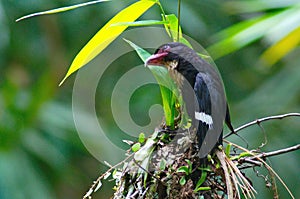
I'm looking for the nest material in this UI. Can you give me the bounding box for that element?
[112,128,255,199]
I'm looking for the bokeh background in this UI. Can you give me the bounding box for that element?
[1,0,299,198]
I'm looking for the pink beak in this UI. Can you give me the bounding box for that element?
[145,52,168,67]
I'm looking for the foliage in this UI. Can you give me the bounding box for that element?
[208,0,300,66]
[1,0,300,199]
[17,0,192,129]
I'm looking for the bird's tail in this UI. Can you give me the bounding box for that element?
[197,121,223,164]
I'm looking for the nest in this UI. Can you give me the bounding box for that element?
[111,128,255,199]
[83,113,300,199]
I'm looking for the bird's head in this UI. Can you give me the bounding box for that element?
[145,42,193,71]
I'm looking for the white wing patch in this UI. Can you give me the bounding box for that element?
[195,112,213,129]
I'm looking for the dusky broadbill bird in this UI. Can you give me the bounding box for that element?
[145,42,234,160]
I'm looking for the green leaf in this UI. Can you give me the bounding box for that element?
[148,65,178,128]
[138,132,146,144]
[159,158,167,170]
[260,26,300,66]
[209,4,300,60]
[198,167,212,172]
[194,171,207,191]
[123,38,151,62]
[143,172,148,187]
[224,0,298,14]
[230,155,239,161]
[161,13,192,46]
[208,15,270,59]
[207,154,212,163]
[231,151,253,160]
[16,0,110,22]
[179,176,186,185]
[197,53,211,60]
[112,169,117,178]
[124,39,180,128]
[179,37,193,48]
[59,0,156,85]
[160,133,170,142]
[194,186,211,192]
[177,166,189,175]
[132,143,141,152]
[165,14,182,42]
[225,143,232,157]
[185,159,193,174]
[238,151,253,158]
[111,20,167,27]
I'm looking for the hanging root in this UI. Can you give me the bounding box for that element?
[216,150,256,199]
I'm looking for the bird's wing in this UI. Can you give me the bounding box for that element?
[193,72,213,149]
[193,72,228,151]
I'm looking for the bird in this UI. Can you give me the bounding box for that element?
[145,42,234,160]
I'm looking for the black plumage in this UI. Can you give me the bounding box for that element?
[145,42,234,158]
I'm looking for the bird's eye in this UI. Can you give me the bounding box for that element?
[156,45,170,54]
[162,45,170,52]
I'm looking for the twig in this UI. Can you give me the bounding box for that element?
[224,140,296,199]
[246,144,300,160]
[224,113,300,138]
[83,154,134,199]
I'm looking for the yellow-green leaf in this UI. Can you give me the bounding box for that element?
[132,143,141,152]
[111,20,166,27]
[59,0,156,86]
[165,14,182,42]
[260,26,300,66]
[16,0,110,22]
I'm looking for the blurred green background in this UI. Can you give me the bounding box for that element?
[1,0,299,198]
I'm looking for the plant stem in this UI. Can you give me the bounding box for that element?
[177,0,181,42]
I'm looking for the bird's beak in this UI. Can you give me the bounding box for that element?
[144,52,168,67]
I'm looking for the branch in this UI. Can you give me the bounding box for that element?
[246,144,300,161]
[224,112,300,139]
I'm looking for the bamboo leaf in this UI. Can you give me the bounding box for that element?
[209,4,300,60]
[124,39,179,128]
[224,0,299,14]
[123,38,150,62]
[208,14,276,59]
[111,20,167,27]
[59,0,156,85]
[16,0,110,22]
[148,65,178,127]
[260,26,300,66]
